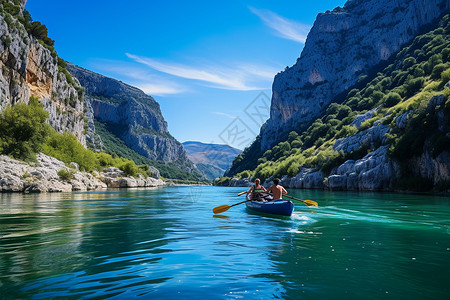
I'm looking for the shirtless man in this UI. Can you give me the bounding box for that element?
[266,178,287,200]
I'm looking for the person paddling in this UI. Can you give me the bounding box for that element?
[246,178,267,201]
[266,178,287,200]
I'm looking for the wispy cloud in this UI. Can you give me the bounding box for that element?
[126,53,278,91]
[249,6,310,43]
[136,83,184,96]
[89,60,186,96]
[212,111,236,119]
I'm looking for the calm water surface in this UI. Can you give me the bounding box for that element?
[0,186,449,299]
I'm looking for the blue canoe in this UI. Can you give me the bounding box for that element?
[245,194,294,217]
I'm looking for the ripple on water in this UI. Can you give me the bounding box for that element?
[1,187,449,299]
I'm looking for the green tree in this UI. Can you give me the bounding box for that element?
[42,131,97,171]
[383,92,402,107]
[0,97,51,160]
[120,161,139,177]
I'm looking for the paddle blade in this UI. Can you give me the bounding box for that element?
[237,191,247,196]
[213,205,231,214]
[303,200,318,207]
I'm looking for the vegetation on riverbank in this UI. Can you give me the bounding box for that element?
[0,97,152,178]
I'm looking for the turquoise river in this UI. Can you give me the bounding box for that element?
[0,186,449,299]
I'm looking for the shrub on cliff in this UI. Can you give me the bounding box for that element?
[383,92,402,107]
[42,132,97,172]
[0,97,51,160]
[120,161,139,177]
[57,169,74,181]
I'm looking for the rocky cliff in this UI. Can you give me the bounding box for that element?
[66,63,198,173]
[0,0,86,145]
[222,5,450,193]
[261,0,449,151]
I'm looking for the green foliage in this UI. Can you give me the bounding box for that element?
[27,21,55,47]
[0,97,51,160]
[441,68,450,84]
[120,161,138,177]
[402,57,416,69]
[287,131,299,142]
[403,76,425,98]
[213,176,231,186]
[237,170,252,179]
[42,132,97,172]
[3,36,11,47]
[336,125,358,139]
[383,92,402,107]
[291,139,302,148]
[286,161,300,177]
[138,164,153,178]
[57,169,74,181]
[431,63,447,79]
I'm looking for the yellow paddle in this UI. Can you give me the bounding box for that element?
[212,190,249,214]
[284,194,318,207]
[213,199,250,214]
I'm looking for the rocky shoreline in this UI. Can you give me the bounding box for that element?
[0,153,165,193]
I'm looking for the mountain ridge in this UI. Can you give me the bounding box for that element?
[183,141,241,180]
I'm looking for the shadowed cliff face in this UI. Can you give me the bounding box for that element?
[261,0,449,151]
[66,63,195,168]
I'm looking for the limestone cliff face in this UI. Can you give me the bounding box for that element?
[66,63,195,169]
[0,0,86,145]
[261,0,449,150]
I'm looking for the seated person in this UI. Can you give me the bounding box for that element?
[246,178,267,201]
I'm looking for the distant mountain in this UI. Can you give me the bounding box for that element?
[182,141,241,180]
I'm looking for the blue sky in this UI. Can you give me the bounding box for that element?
[26,0,346,149]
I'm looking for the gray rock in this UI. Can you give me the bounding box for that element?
[0,173,25,192]
[0,153,108,193]
[265,168,325,189]
[70,172,106,191]
[102,167,125,178]
[99,172,165,188]
[303,170,325,188]
[409,147,450,185]
[427,94,445,111]
[333,124,390,153]
[395,111,412,129]
[351,107,379,129]
[25,179,72,193]
[328,175,347,190]
[328,145,400,191]
[229,177,252,187]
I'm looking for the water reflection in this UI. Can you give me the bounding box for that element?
[1,188,449,299]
